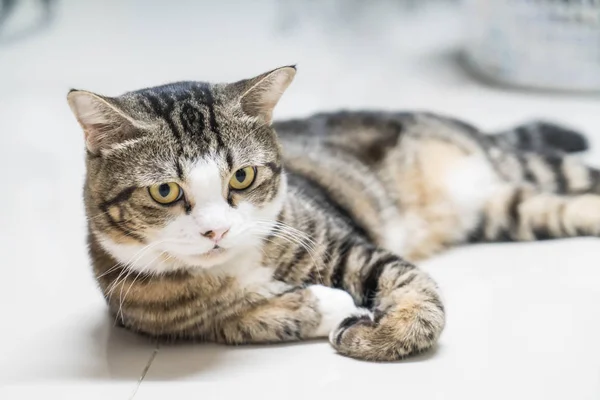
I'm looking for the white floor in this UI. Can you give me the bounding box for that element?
[2,1,600,399]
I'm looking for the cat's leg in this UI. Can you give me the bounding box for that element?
[215,285,366,344]
[326,243,445,361]
[470,185,600,242]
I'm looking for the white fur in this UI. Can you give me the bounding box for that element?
[381,154,502,255]
[382,213,408,255]
[210,249,291,296]
[97,232,174,273]
[157,160,236,266]
[562,157,591,192]
[98,158,286,276]
[388,212,430,256]
[308,285,362,337]
[444,154,501,234]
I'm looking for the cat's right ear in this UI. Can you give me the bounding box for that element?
[67,90,138,155]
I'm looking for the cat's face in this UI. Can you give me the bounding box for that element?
[69,67,296,274]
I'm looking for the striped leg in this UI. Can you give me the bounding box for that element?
[216,285,364,344]
[328,243,445,361]
[473,186,600,242]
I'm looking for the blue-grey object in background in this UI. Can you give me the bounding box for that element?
[464,0,600,92]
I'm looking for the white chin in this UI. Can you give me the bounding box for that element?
[175,248,236,268]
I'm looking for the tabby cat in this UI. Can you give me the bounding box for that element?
[67,66,599,361]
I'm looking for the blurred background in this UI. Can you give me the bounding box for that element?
[2,0,600,112]
[2,0,600,398]
[3,0,599,258]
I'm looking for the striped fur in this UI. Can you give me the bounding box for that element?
[492,120,589,154]
[68,66,599,362]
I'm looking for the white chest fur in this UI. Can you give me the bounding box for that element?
[207,249,291,297]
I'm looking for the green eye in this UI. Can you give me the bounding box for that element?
[229,167,256,190]
[148,182,182,204]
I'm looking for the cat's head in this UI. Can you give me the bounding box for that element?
[68,66,296,274]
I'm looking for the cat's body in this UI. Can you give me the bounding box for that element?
[70,67,600,361]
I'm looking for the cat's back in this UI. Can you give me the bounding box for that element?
[274,111,409,165]
[272,110,494,259]
[273,111,413,250]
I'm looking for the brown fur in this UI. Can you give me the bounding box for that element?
[68,67,600,362]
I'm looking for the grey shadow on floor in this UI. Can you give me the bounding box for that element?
[92,310,443,381]
[96,313,228,380]
[86,312,158,381]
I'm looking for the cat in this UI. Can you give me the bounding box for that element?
[67,66,600,361]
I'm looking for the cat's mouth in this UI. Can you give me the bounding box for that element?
[189,245,227,259]
[182,245,223,256]
[207,246,225,255]
[164,246,231,269]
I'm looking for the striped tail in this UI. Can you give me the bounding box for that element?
[492,121,589,154]
[517,152,600,195]
[471,186,600,243]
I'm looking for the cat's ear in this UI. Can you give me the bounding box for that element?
[227,65,296,124]
[67,90,139,154]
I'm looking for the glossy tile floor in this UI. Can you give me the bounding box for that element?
[1,1,600,399]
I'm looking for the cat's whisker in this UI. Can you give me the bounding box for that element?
[99,239,164,280]
[106,237,203,305]
[256,226,320,257]
[250,226,317,252]
[113,262,151,325]
[105,265,134,300]
[117,250,166,322]
[110,226,148,243]
[250,227,324,280]
[253,221,318,246]
[86,210,138,223]
[115,268,139,323]
[268,223,326,284]
[254,220,320,249]
[109,268,137,320]
[86,210,113,222]
[254,233,324,285]
[251,224,318,249]
[96,263,125,280]
[105,240,168,299]
[98,236,204,280]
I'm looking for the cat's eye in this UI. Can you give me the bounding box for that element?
[148,182,183,204]
[229,167,256,190]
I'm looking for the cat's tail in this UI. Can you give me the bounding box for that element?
[491,121,589,154]
[328,244,445,361]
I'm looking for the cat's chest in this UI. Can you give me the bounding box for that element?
[116,254,290,337]
[204,252,291,298]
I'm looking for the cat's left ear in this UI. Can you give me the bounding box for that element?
[67,90,141,155]
[226,65,296,124]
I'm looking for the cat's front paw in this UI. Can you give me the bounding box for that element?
[328,311,375,346]
[308,285,368,337]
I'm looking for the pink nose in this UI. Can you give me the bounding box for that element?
[201,227,230,242]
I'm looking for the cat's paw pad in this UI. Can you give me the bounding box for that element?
[329,310,375,346]
[308,285,363,337]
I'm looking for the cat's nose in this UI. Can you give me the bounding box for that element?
[201,227,230,242]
